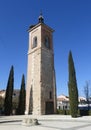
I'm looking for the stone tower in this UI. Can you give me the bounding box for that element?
[25,14,57,115]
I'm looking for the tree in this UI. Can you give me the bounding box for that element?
[17,74,25,115]
[68,51,78,117]
[84,81,90,110]
[0,96,4,112]
[4,66,14,115]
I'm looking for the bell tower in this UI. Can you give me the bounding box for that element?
[25,14,57,115]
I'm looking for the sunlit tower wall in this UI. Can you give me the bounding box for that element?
[25,14,57,115]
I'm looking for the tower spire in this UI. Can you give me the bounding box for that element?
[38,11,44,23]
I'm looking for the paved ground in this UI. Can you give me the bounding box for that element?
[0,115,91,130]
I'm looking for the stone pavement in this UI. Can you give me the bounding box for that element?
[0,115,91,130]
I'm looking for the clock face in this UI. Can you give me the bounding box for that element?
[44,36,50,49]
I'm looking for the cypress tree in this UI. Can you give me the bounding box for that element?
[68,51,78,117]
[4,65,14,115]
[17,74,25,115]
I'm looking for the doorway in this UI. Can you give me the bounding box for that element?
[45,101,54,114]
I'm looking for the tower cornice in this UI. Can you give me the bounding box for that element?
[28,23,54,33]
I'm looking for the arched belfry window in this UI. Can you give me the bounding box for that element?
[44,36,50,49]
[49,91,52,99]
[32,36,37,48]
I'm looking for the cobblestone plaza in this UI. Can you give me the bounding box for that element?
[0,115,91,130]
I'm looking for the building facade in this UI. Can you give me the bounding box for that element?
[57,95,70,110]
[57,94,88,111]
[25,14,57,115]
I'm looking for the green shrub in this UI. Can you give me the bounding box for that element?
[88,110,91,115]
[57,109,70,115]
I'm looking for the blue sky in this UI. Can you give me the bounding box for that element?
[0,0,91,97]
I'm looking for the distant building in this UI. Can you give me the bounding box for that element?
[12,89,20,98]
[0,90,5,98]
[57,94,70,110]
[79,97,86,105]
[0,89,20,99]
[57,94,87,110]
[0,89,20,115]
